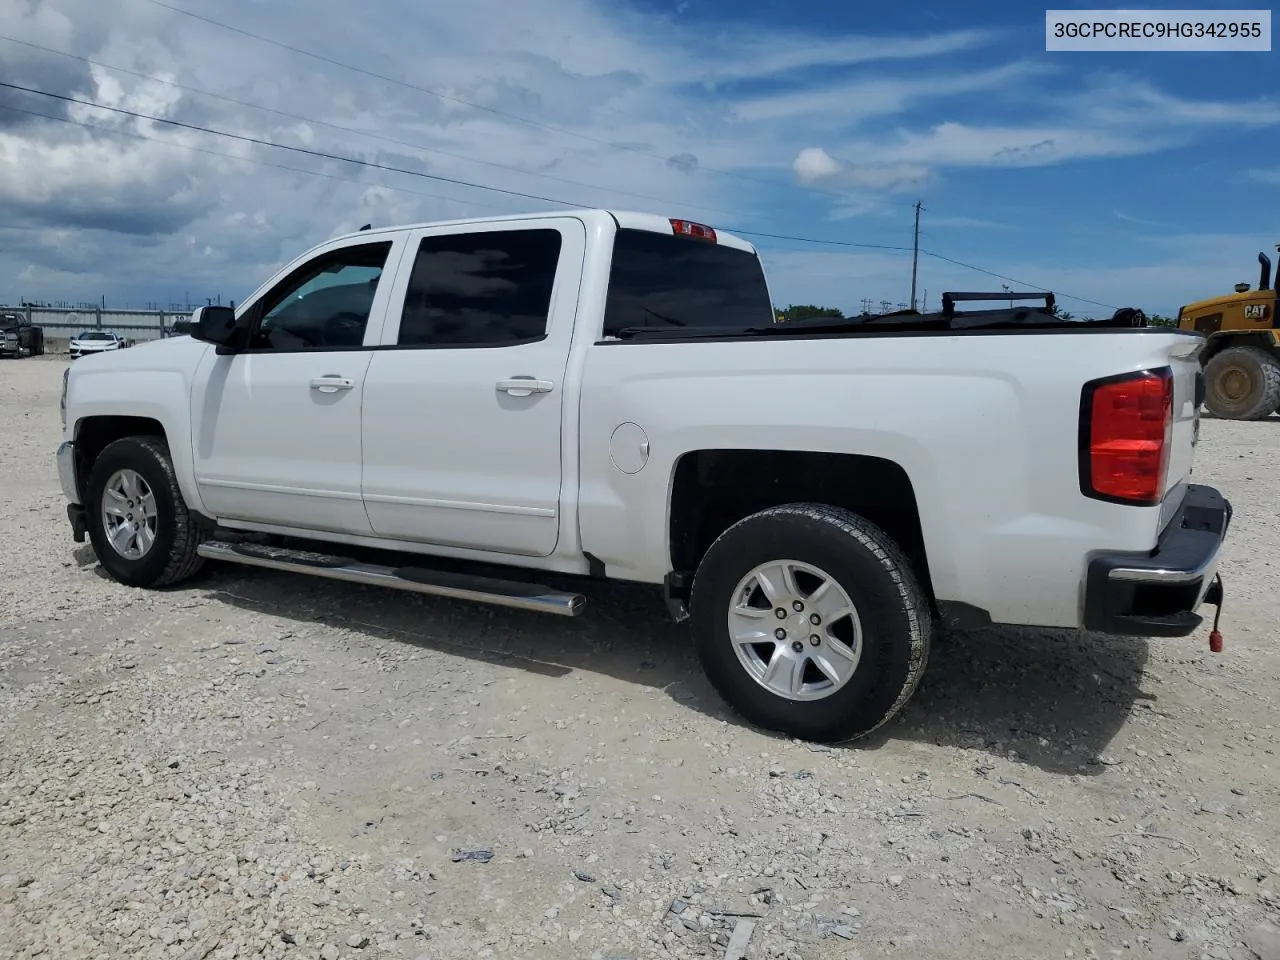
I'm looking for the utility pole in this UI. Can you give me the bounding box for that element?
[909,200,923,311]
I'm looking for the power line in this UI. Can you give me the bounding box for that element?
[917,248,1119,310]
[0,34,744,219]
[0,79,584,208]
[0,102,515,214]
[139,0,914,209]
[708,229,913,254]
[723,231,1118,311]
[0,80,1119,310]
[0,80,914,255]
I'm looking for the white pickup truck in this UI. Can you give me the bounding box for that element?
[55,209,1232,742]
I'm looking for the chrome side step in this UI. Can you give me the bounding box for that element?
[196,541,586,617]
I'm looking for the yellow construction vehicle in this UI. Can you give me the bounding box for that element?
[1177,246,1280,419]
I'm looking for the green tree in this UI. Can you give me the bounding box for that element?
[775,304,845,322]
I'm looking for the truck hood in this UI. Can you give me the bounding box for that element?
[70,333,208,373]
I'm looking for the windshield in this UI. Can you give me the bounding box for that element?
[77,332,114,340]
[602,228,774,336]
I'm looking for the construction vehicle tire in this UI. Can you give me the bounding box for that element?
[1203,345,1280,420]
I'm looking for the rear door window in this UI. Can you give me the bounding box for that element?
[396,229,563,347]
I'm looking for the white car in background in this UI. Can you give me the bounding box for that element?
[68,331,126,359]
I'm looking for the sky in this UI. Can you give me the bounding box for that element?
[0,0,1276,318]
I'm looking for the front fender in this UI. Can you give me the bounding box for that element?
[67,369,208,517]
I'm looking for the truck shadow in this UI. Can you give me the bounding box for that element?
[864,623,1153,775]
[196,567,1149,777]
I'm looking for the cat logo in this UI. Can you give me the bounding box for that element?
[1244,304,1269,320]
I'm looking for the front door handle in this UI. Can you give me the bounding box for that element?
[310,375,355,393]
[496,377,554,397]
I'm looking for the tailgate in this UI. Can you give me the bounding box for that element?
[1162,336,1204,504]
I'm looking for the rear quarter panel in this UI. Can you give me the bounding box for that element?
[577,328,1204,628]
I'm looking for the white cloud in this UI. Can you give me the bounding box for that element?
[792,147,843,183]
[0,125,207,234]
[809,121,1165,174]
[733,61,1048,125]
[1076,77,1280,128]
[1246,167,1280,184]
[789,70,1280,194]
[823,198,891,223]
[687,28,1000,84]
[0,0,1270,317]
[0,0,794,300]
[793,148,930,193]
[0,0,995,309]
[1113,209,1178,230]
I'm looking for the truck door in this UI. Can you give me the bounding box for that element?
[360,217,586,557]
[190,234,406,534]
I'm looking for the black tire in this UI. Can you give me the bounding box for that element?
[688,503,931,743]
[84,436,208,588]
[1203,345,1280,420]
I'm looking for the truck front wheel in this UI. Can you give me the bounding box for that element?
[84,436,208,588]
[1203,345,1280,420]
[688,503,931,743]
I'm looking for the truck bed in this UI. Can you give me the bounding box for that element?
[577,321,1205,629]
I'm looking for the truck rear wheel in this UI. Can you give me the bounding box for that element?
[1203,345,1280,420]
[84,436,208,588]
[688,503,931,743]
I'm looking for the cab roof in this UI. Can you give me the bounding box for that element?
[332,208,759,255]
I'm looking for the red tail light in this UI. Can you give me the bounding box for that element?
[1079,368,1173,506]
[670,219,717,242]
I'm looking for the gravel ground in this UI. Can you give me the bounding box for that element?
[1,355,1278,960]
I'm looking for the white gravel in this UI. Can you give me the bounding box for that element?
[2,355,1278,960]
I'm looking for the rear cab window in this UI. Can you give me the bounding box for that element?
[602,227,775,337]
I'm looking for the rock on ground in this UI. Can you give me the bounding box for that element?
[2,357,1278,960]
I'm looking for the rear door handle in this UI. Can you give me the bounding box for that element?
[496,377,554,397]
[310,375,355,393]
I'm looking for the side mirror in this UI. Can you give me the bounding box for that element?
[190,305,241,351]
